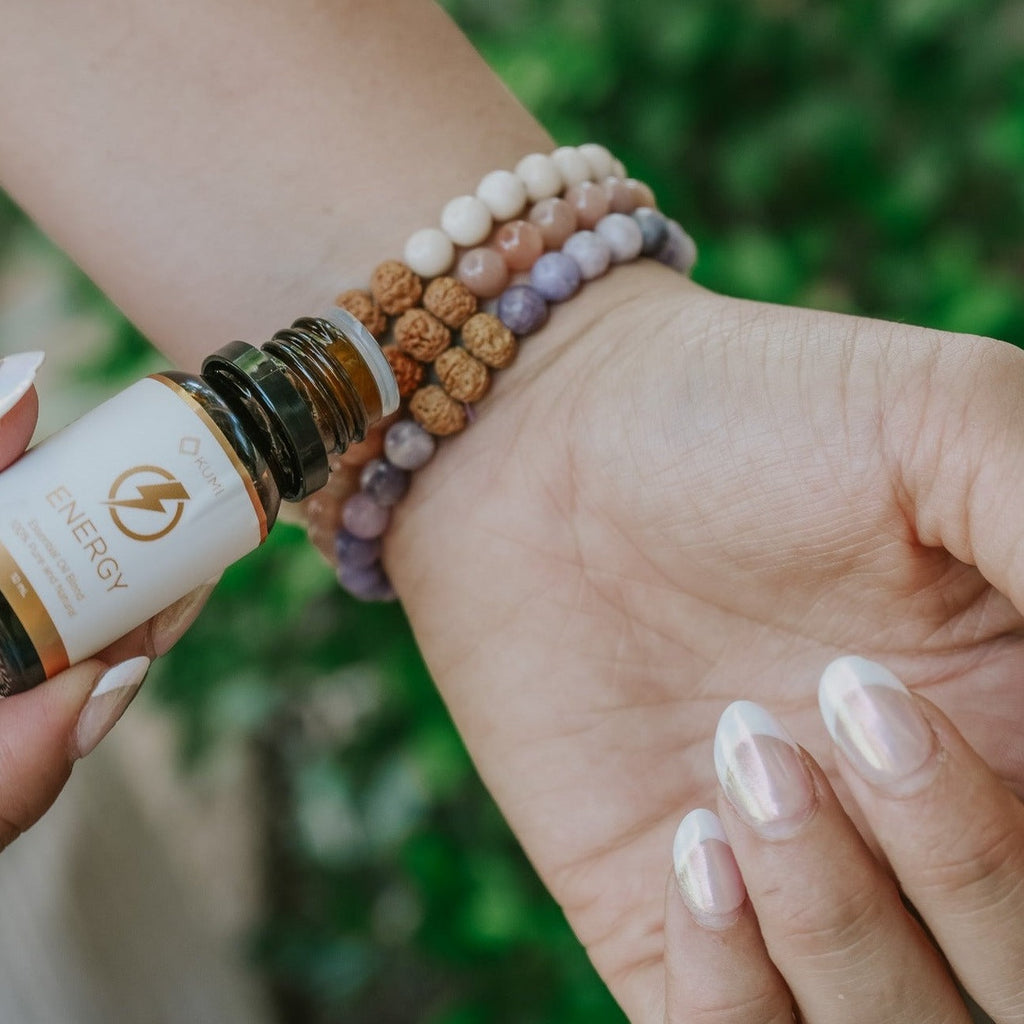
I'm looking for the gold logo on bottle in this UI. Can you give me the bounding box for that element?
[104,465,191,542]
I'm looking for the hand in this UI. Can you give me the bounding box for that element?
[387,264,1024,1020]
[665,655,1022,1022]
[0,355,216,851]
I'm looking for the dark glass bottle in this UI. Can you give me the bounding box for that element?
[0,308,397,695]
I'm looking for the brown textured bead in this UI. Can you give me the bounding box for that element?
[334,289,387,339]
[383,346,425,399]
[394,308,451,362]
[423,276,478,328]
[435,347,490,403]
[460,312,517,369]
[409,384,467,436]
[370,259,423,315]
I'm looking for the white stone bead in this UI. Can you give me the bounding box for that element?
[578,143,615,180]
[611,157,627,179]
[476,169,528,219]
[563,230,611,280]
[440,194,492,247]
[551,146,592,186]
[404,227,454,278]
[514,152,564,201]
[595,212,643,263]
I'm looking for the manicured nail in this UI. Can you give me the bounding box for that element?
[714,700,816,835]
[0,351,44,418]
[74,656,150,759]
[150,576,219,656]
[672,808,746,929]
[819,655,935,790]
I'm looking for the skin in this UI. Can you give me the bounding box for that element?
[2,1,1024,1019]
[388,271,1024,1019]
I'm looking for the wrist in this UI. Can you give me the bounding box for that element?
[387,262,718,600]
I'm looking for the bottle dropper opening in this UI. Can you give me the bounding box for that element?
[320,307,400,417]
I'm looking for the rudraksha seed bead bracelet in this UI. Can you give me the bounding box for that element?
[308,144,697,601]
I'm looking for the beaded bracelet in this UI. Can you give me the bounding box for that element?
[306,144,697,601]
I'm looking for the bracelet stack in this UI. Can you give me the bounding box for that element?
[308,144,697,601]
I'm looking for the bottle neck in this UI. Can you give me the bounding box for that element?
[200,311,396,502]
[263,316,379,456]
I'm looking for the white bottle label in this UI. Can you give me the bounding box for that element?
[0,375,267,680]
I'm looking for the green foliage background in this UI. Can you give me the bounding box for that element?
[3,0,1023,1020]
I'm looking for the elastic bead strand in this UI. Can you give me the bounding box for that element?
[316,145,698,604]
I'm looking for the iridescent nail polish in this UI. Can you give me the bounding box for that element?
[672,808,746,928]
[819,656,936,788]
[714,701,816,834]
[0,351,44,418]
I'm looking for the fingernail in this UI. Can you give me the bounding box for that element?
[0,351,44,418]
[672,808,746,929]
[714,700,816,835]
[149,576,219,656]
[74,656,150,759]
[819,655,936,790]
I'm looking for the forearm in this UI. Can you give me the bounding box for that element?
[0,0,549,367]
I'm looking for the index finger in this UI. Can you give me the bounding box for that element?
[820,656,1024,1020]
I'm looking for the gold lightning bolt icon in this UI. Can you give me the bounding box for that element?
[105,480,191,513]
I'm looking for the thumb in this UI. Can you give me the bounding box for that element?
[0,656,149,850]
[891,328,1024,610]
[0,351,43,468]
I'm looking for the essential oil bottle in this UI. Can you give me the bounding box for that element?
[0,308,398,696]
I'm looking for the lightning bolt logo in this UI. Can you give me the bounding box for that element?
[106,465,191,542]
[105,480,191,514]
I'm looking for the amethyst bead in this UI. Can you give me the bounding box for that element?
[595,212,643,263]
[656,220,698,274]
[359,457,410,507]
[335,529,382,571]
[529,251,582,302]
[337,560,396,602]
[562,230,611,280]
[384,419,436,471]
[632,207,669,255]
[497,284,549,335]
[341,491,390,540]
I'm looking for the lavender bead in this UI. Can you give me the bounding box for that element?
[337,560,396,602]
[360,457,410,507]
[529,251,582,302]
[335,529,381,570]
[562,230,611,280]
[384,419,436,471]
[656,220,698,274]
[342,491,390,540]
[595,212,643,263]
[497,284,548,335]
[632,207,669,255]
